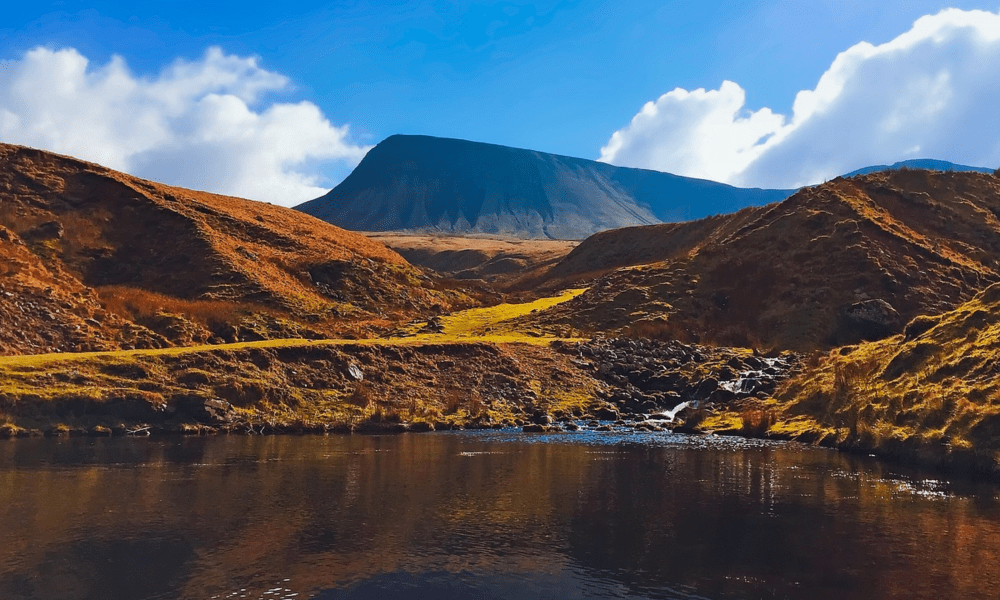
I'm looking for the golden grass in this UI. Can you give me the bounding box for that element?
[0,289,588,370]
[406,288,587,338]
[760,283,1000,473]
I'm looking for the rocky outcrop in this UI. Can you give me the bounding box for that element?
[556,338,799,418]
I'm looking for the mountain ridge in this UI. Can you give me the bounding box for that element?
[843,158,994,177]
[510,168,1000,350]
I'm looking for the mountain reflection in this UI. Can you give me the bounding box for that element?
[0,434,997,600]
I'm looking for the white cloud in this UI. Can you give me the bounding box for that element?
[600,8,1000,188]
[0,46,370,205]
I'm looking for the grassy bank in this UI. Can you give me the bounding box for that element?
[700,286,1000,478]
[0,289,601,436]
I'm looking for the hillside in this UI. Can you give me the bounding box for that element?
[767,281,1000,473]
[513,169,1000,350]
[0,143,466,354]
[297,135,793,240]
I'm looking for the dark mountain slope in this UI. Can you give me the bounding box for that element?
[297,135,793,240]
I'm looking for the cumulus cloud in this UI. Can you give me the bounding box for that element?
[600,8,1000,188]
[0,46,370,205]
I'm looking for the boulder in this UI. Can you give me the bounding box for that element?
[176,394,236,423]
[708,388,737,404]
[346,363,364,381]
[530,412,553,425]
[842,299,901,340]
[594,406,620,421]
[695,378,719,398]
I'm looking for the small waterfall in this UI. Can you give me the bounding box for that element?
[651,401,694,422]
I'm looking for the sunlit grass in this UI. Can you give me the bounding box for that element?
[0,288,589,370]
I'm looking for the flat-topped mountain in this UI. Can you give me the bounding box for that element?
[297,135,794,240]
[0,143,466,355]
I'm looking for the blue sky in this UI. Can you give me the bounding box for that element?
[1,1,999,203]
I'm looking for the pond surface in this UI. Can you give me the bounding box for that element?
[0,430,998,600]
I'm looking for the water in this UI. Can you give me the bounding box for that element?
[0,430,998,600]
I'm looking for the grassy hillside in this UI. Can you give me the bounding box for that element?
[755,282,1000,475]
[0,143,472,354]
[517,169,1000,350]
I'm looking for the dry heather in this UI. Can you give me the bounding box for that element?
[516,169,1000,351]
[0,143,474,355]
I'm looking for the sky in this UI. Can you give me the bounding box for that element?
[1,1,999,205]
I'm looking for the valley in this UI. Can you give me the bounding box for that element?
[1,142,1000,480]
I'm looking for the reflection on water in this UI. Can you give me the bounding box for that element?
[0,431,998,600]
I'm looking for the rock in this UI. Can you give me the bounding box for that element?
[661,391,683,404]
[843,299,901,339]
[708,388,737,404]
[522,424,545,433]
[716,366,736,381]
[531,412,552,425]
[26,220,64,240]
[177,395,236,423]
[594,406,619,421]
[695,378,719,398]
[563,422,580,431]
[645,371,681,392]
[346,363,364,381]
[628,369,653,386]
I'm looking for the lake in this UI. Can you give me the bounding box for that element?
[0,430,998,599]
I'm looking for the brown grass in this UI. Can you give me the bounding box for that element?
[623,319,684,342]
[347,382,374,409]
[740,407,776,436]
[523,169,1000,351]
[96,285,261,329]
